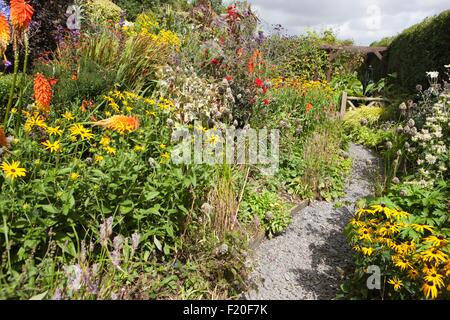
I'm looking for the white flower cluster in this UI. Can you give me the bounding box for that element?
[157,65,235,126]
[409,94,449,182]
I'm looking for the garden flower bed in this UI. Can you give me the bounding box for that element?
[0,0,448,301]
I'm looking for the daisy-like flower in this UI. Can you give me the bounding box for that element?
[69,124,94,141]
[93,115,140,134]
[422,281,438,299]
[99,136,111,147]
[62,111,75,121]
[24,114,46,132]
[424,268,445,288]
[34,73,52,112]
[391,255,412,271]
[42,140,61,153]
[10,0,34,33]
[410,224,434,234]
[421,248,448,264]
[357,227,372,241]
[104,146,116,155]
[387,277,403,291]
[1,160,27,180]
[46,126,63,137]
[361,247,374,256]
[407,268,419,280]
[70,172,79,181]
[95,155,104,163]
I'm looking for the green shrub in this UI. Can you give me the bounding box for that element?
[84,0,123,25]
[239,190,292,238]
[387,10,450,90]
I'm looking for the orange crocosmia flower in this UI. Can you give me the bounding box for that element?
[94,115,140,134]
[0,127,7,148]
[10,0,34,32]
[0,13,10,53]
[33,73,52,112]
[306,103,313,112]
[248,60,254,74]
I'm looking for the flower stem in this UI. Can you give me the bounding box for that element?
[4,38,20,128]
[16,33,30,133]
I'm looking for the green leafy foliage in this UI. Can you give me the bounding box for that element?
[239,190,292,238]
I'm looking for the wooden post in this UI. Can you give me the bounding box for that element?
[340,91,348,118]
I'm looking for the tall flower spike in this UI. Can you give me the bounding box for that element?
[93,115,140,134]
[0,13,10,55]
[34,73,53,112]
[10,0,34,34]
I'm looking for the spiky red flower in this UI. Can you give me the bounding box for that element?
[10,0,34,33]
[34,73,52,112]
[306,103,313,113]
[263,99,270,106]
[0,13,10,54]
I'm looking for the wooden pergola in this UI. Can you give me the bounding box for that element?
[320,45,388,82]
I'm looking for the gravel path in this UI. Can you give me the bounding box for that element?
[244,144,381,300]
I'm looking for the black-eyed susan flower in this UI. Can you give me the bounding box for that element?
[1,160,27,180]
[391,255,412,271]
[424,235,448,247]
[42,140,61,153]
[410,224,434,234]
[407,268,419,280]
[361,247,374,256]
[421,248,448,264]
[388,277,403,291]
[424,268,445,288]
[422,281,438,299]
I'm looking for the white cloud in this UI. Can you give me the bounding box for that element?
[245,0,449,45]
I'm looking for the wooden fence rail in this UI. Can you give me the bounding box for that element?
[340,92,390,118]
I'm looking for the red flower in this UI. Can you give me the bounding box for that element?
[305,103,313,113]
[248,60,254,74]
[0,13,11,54]
[263,99,270,106]
[255,78,264,88]
[225,76,233,82]
[262,86,268,94]
[227,5,238,20]
[34,73,52,112]
[10,0,34,33]
[211,58,219,65]
[48,78,58,86]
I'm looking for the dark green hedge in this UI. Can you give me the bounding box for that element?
[387,10,450,90]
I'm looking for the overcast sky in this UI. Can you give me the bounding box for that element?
[236,0,449,45]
